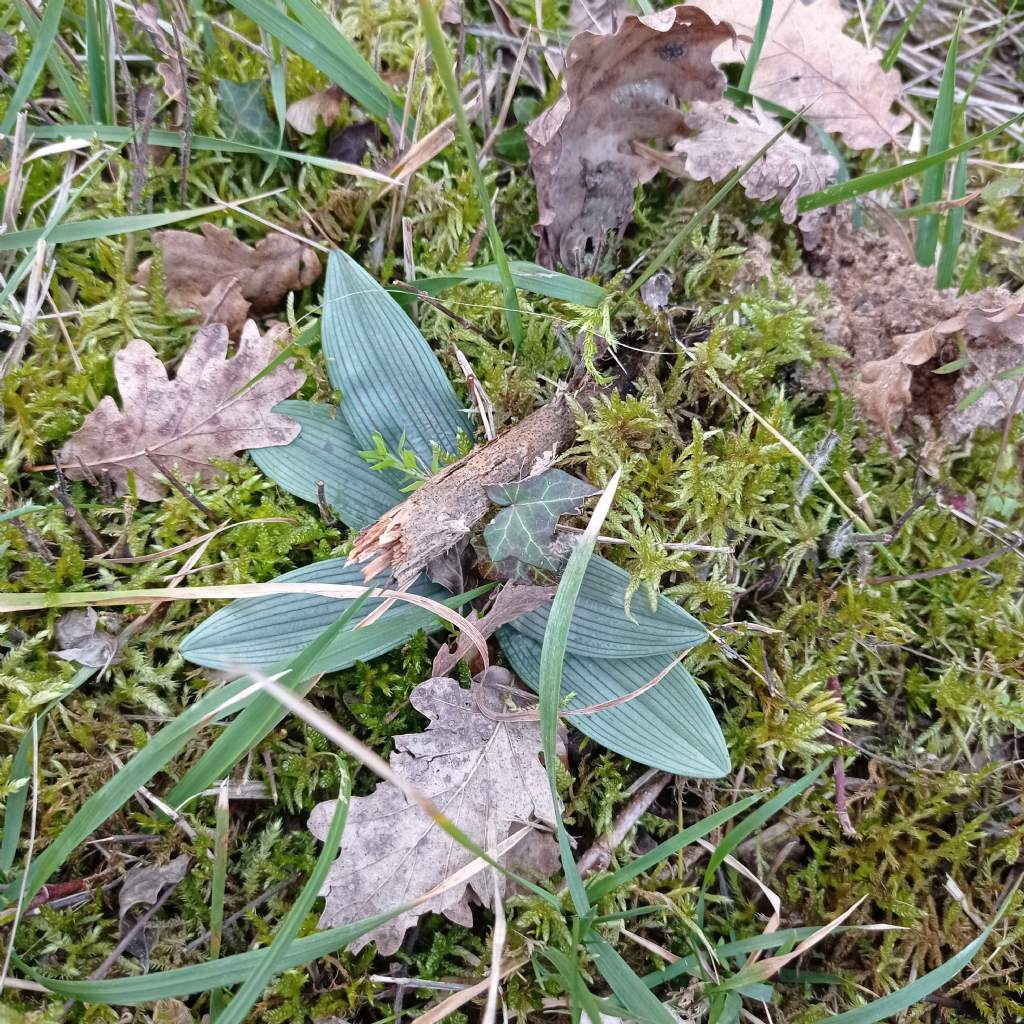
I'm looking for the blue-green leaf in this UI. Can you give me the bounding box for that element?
[321,251,471,461]
[249,401,403,529]
[180,557,448,673]
[509,555,706,658]
[498,627,729,776]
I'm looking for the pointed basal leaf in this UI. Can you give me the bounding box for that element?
[249,400,404,530]
[484,469,597,570]
[497,627,729,777]
[321,250,470,461]
[509,555,706,658]
[180,557,448,674]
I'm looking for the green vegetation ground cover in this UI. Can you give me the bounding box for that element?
[1,0,1024,1021]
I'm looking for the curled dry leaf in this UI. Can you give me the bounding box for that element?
[657,100,838,246]
[136,224,322,338]
[432,583,555,676]
[286,84,346,135]
[569,0,629,34]
[692,0,909,149]
[526,5,733,271]
[134,4,187,125]
[54,608,121,668]
[59,322,305,500]
[805,213,1024,446]
[118,854,190,970]
[310,675,557,955]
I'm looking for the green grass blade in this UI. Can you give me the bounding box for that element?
[881,0,927,71]
[15,904,412,1002]
[405,261,607,307]
[538,471,621,917]
[1,0,68,137]
[417,0,523,347]
[915,21,959,267]
[208,784,231,1021]
[797,113,1022,214]
[585,793,761,902]
[0,668,95,882]
[224,0,398,122]
[84,0,112,123]
[738,0,772,93]
[8,0,88,124]
[586,935,680,1024]
[168,587,372,807]
[0,202,251,253]
[25,124,399,187]
[827,888,1019,1023]
[702,762,827,887]
[935,147,969,289]
[213,768,351,1024]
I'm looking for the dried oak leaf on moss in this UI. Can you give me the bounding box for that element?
[645,100,838,246]
[526,5,733,271]
[692,0,909,149]
[804,213,1024,445]
[310,674,557,955]
[60,322,304,500]
[136,224,322,338]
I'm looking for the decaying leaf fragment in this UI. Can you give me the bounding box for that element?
[54,608,120,668]
[134,4,187,125]
[692,0,909,149]
[60,322,304,500]
[432,583,555,676]
[310,675,557,955]
[286,84,346,135]
[857,300,1024,439]
[805,213,1024,446]
[119,854,190,970]
[136,224,322,338]
[657,100,838,245]
[526,6,733,271]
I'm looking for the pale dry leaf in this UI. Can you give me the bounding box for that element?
[119,854,189,969]
[286,84,345,135]
[136,224,322,338]
[664,100,838,245]
[569,0,630,34]
[432,583,555,676]
[691,0,909,149]
[526,5,733,271]
[134,4,187,125]
[54,608,120,668]
[310,675,557,955]
[805,213,1024,445]
[59,322,305,500]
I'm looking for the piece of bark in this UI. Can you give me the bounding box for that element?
[348,395,579,587]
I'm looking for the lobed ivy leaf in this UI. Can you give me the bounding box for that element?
[218,79,278,149]
[483,469,597,571]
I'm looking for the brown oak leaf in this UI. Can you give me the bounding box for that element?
[526,5,733,271]
[60,321,305,500]
[285,84,345,135]
[690,0,909,149]
[309,674,557,955]
[136,224,322,338]
[657,100,838,246]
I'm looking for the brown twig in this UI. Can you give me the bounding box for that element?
[50,455,105,554]
[826,676,857,839]
[143,452,215,520]
[316,480,341,529]
[576,772,672,876]
[866,544,1012,584]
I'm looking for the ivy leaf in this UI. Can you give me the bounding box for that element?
[484,469,597,570]
[218,79,277,149]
